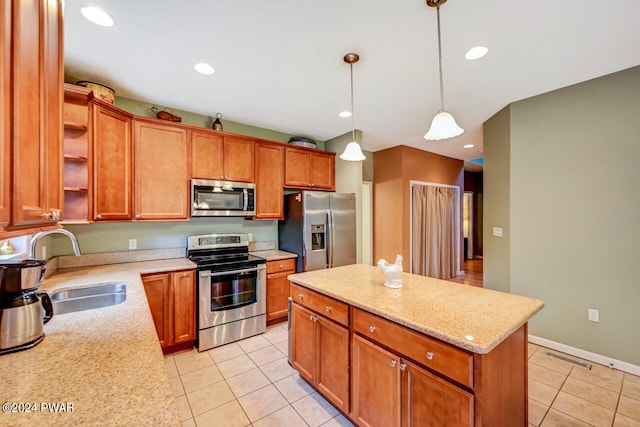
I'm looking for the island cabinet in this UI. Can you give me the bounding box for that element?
[134,119,190,220]
[191,131,255,183]
[265,258,295,323]
[284,147,335,190]
[351,308,474,427]
[254,142,284,220]
[2,0,63,233]
[290,284,349,413]
[142,269,196,353]
[92,100,133,221]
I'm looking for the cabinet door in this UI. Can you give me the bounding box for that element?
[401,359,473,427]
[309,152,335,190]
[142,273,172,347]
[191,130,223,180]
[0,0,10,227]
[134,120,189,220]
[351,334,401,427]
[11,0,57,226]
[42,0,63,218]
[291,303,316,383]
[223,136,254,182]
[266,271,291,321]
[93,103,132,220]
[172,270,196,344]
[316,316,349,413]
[255,143,284,219]
[284,148,310,187]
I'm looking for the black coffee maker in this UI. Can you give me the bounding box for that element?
[0,259,53,355]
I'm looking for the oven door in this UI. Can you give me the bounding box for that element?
[198,265,266,328]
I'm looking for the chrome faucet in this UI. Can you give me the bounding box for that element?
[28,229,82,259]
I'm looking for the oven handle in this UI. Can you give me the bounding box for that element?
[200,267,259,278]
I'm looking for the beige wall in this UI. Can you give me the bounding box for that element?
[373,146,464,269]
[484,65,640,366]
[483,106,511,293]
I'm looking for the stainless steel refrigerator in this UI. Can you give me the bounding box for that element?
[278,191,356,272]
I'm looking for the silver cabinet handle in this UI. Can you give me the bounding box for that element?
[390,360,397,367]
[400,363,406,371]
[298,294,304,300]
[325,306,331,312]
[97,214,102,219]
[310,315,314,321]
[426,352,434,360]
[369,326,376,333]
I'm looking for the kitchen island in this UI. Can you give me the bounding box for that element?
[288,264,544,427]
[0,258,195,427]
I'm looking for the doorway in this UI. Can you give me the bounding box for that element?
[464,192,473,260]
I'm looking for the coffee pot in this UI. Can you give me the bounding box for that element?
[0,259,52,355]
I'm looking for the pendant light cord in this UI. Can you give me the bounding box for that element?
[436,5,445,111]
[350,63,356,142]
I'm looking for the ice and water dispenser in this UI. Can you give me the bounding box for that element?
[311,224,326,251]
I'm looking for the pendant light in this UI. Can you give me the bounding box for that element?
[339,53,366,161]
[424,0,464,141]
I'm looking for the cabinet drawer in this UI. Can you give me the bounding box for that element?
[266,258,296,274]
[291,283,348,327]
[353,308,473,388]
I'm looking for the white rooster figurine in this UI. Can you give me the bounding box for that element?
[377,254,403,288]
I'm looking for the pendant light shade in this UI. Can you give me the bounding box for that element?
[424,0,464,141]
[339,53,366,162]
[340,141,366,161]
[424,110,464,140]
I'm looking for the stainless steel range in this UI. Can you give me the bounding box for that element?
[187,233,266,351]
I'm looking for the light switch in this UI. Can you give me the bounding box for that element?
[492,227,503,237]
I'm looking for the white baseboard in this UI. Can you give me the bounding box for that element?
[529,335,640,376]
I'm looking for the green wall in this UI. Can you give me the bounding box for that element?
[484,65,640,365]
[483,106,511,293]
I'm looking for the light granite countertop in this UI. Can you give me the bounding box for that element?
[250,250,297,262]
[0,257,195,427]
[288,264,544,354]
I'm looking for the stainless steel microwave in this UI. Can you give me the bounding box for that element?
[191,179,256,217]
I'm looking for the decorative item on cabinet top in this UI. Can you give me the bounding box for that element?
[76,81,115,105]
[212,113,223,131]
[150,106,182,122]
[288,136,317,149]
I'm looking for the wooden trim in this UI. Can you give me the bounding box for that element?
[0,224,61,240]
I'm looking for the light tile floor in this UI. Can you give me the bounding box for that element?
[165,324,640,427]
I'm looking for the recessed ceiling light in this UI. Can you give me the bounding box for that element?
[80,6,114,27]
[194,63,215,75]
[465,46,488,60]
[464,144,474,148]
[339,111,351,118]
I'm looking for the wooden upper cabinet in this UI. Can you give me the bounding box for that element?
[191,130,224,180]
[284,147,335,190]
[254,142,284,219]
[134,119,189,220]
[190,132,254,183]
[93,101,133,220]
[6,0,63,228]
[223,136,255,182]
[0,0,10,227]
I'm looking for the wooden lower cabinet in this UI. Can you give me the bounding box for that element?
[291,303,349,413]
[351,334,401,427]
[265,258,295,323]
[142,269,196,351]
[402,359,473,427]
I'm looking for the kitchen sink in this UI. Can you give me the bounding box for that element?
[50,282,127,315]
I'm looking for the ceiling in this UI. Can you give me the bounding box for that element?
[63,0,640,171]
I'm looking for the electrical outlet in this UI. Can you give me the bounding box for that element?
[492,227,503,237]
[42,245,47,260]
[129,239,137,250]
[588,308,600,322]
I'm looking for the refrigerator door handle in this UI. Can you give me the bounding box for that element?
[328,209,335,268]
